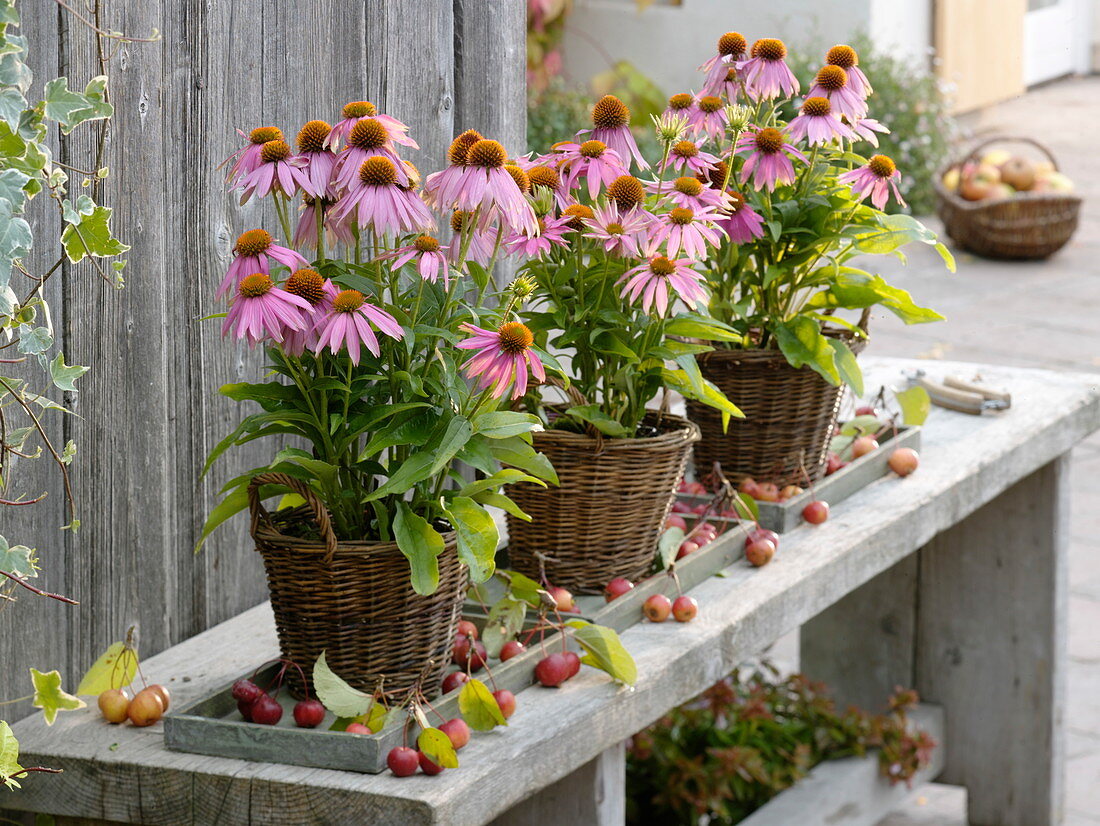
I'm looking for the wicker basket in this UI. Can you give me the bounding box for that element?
[934,136,1081,260]
[505,411,699,593]
[685,324,866,487]
[248,472,466,699]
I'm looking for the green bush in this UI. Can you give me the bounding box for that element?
[626,665,935,825]
[786,34,959,215]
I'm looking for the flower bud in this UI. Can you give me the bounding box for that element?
[509,274,537,300]
[725,104,752,133]
[651,112,689,145]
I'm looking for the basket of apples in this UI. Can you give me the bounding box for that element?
[935,135,1080,259]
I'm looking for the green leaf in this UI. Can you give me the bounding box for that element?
[473,411,544,439]
[827,339,864,396]
[458,468,546,499]
[312,650,373,718]
[16,325,50,355]
[0,86,24,130]
[417,727,459,768]
[76,642,138,695]
[444,496,497,583]
[664,314,742,343]
[730,491,759,522]
[472,490,531,521]
[564,404,629,437]
[773,317,840,385]
[427,416,472,478]
[565,621,636,686]
[481,596,527,659]
[658,526,684,570]
[458,678,507,731]
[0,535,36,579]
[30,668,85,725]
[48,353,87,392]
[363,452,435,502]
[895,385,931,426]
[43,76,113,132]
[0,721,23,790]
[194,484,251,552]
[60,205,129,262]
[497,569,544,607]
[487,437,558,485]
[393,502,444,595]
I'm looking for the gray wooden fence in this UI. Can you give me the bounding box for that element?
[1,0,525,721]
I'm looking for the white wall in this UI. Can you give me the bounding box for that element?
[559,0,934,97]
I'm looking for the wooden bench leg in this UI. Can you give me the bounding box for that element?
[803,456,1069,826]
[487,741,625,826]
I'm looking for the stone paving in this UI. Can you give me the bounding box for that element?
[864,76,1100,825]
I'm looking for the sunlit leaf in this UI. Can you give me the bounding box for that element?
[566,621,637,686]
[30,668,85,725]
[417,727,459,768]
[894,385,931,426]
[76,642,138,695]
[312,650,373,718]
[393,502,444,595]
[0,721,24,790]
[458,678,507,731]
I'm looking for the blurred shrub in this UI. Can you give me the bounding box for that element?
[626,664,935,825]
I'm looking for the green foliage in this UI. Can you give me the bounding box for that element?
[458,678,507,730]
[29,667,85,725]
[527,79,591,157]
[626,666,936,824]
[75,640,138,695]
[0,721,23,789]
[784,33,959,215]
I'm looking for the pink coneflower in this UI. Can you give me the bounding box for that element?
[426,139,537,235]
[687,95,728,142]
[739,38,799,101]
[661,140,721,177]
[314,288,404,364]
[700,32,748,96]
[382,235,453,286]
[235,140,319,203]
[719,190,766,244]
[525,163,569,208]
[839,154,906,210]
[788,97,855,146]
[219,229,309,299]
[848,117,889,147]
[735,127,807,192]
[293,196,354,250]
[280,269,337,356]
[662,92,696,124]
[447,210,497,266]
[650,175,729,211]
[619,253,708,316]
[221,272,312,347]
[325,101,418,153]
[330,117,413,193]
[555,139,628,200]
[291,120,338,199]
[457,321,545,400]
[585,202,649,256]
[423,130,485,209]
[649,206,726,259]
[222,127,284,186]
[807,65,866,120]
[506,214,571,259]
[826,45,873,99]
[577,95,649,171]
[328,157,435,236]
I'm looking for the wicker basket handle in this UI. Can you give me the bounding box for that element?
[960,135,1059,172]
[248,471,339,563]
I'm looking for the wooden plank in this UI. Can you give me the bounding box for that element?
[741,704,946,826]
[915,456,1068,826]
[935,0,1027,113]
[800,554,918,713]
[5,359,1097,826]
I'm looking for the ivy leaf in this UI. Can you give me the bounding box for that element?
[30,668,85,725]
[76,642,138,695]
[0,86,24,130]
[49,353,88,392]
[458,678,507,730]
[444,496,497,583]
[565,621,637,686]
[61,205,129,262]
[0,535,35,579]
[0,721,23,790]
[0,210,32,267]
[312,650,373,718]
[417,727,459,768]
[0,168,29,212]
[16,324,50,355]
[43,76,113,133]
[894,385,931,426]
[393,502,444,596]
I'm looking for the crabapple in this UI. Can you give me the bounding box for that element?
[672,595,698,622]
[345,722,373,735]
[779,485,803,500]
[232,679,262,704]
[738,477,761,498]
[685,481,708,495]
[604,577,635,601]
[535,652,572,687]
[442,671,469,693]
[643,594,672,622]
[855,405,879,417]
[670,500,691,514]
[440,718,471,750]
[756,482,781,502]
[237,699,254,721]
[562,650,581,678]
[456,619,479,640]
[97,689,130,724]
[493,689,517,719]
[888,447,920,477]
[745,538,776,567]
[293,699,325,728]
[250,694,284,726]
[547,586,575,612]
[128,688,165,727]
[147,684,171,712]
[745,527,779,550]
[665,514,687,531]
[826,452,846,475]
[387,746,419,777]
[677,540,699,559]
[852,436,879,458]
[419,751,445,775]
[500,640,527,661]
[802,500,830,525]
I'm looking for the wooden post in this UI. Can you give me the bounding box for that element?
[803,456,1069,826]
[488,742,625,826]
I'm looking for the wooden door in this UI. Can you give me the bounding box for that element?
[935,0,1027,112]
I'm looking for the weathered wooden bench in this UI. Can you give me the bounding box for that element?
[5,357,1097,826]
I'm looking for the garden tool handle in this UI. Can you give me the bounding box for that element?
[248,471,339,563]
[916,377,986,415]
[944,375,1012,406]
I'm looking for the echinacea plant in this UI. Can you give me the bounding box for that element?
[683,35,954,393]
[511,96,745,439]
[200,110,559,595]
